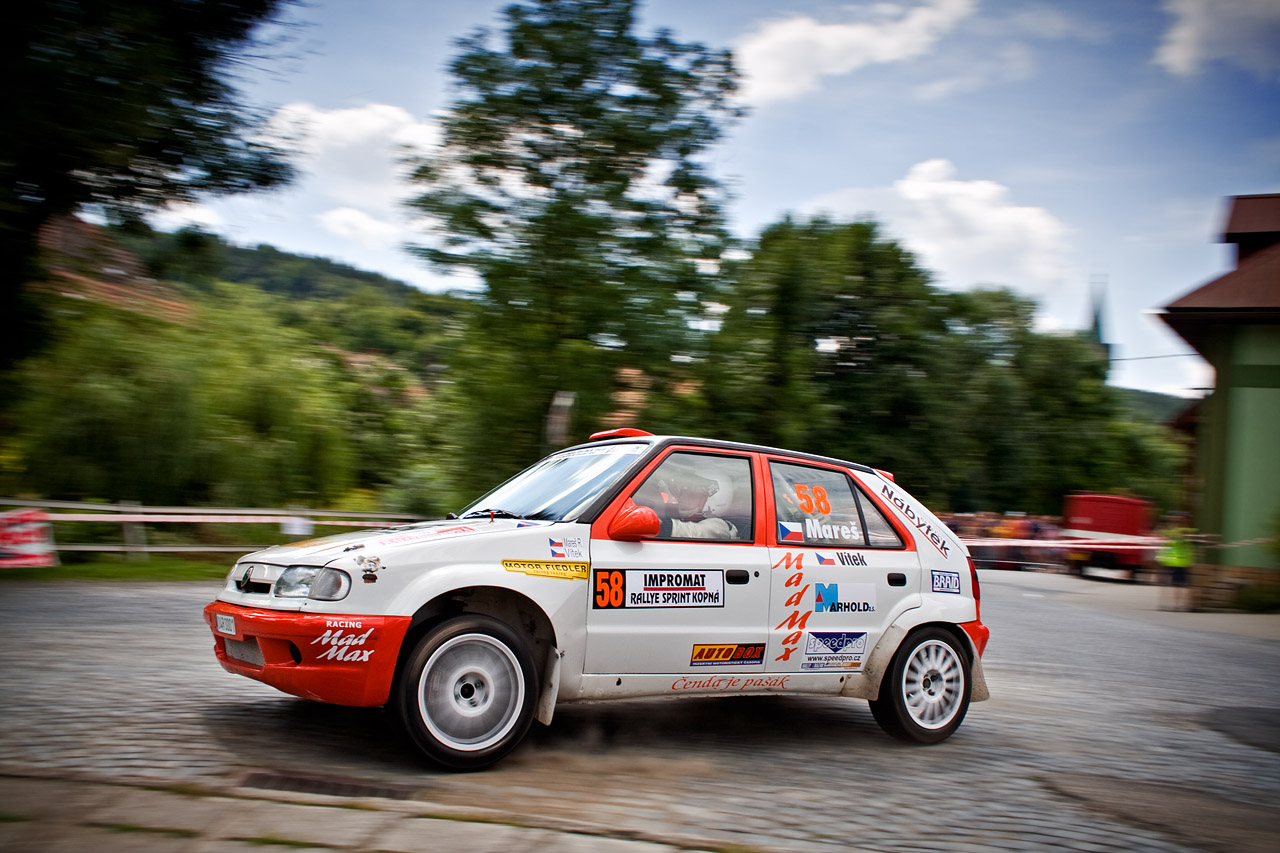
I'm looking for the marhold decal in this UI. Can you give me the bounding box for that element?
[671,675,790,692]
[880,484,953,558]
[814,582,876,614]
[772,552,811,662]
[502,559,590,581]
[931,569,961,594]
[312,627,374,662]
[690,643,766,666]
[802,631,867,670]
[593,569,724,608]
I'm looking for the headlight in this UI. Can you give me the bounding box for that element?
[275,566,351,601]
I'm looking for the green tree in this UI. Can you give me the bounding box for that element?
[710,214,1186,515]
[2,0,295,374]
[407,0,741,481]
[9,287,360,507]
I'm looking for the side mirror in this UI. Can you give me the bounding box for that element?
[608,503,660,542]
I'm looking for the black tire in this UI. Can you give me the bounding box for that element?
[394,614,537,770]
[868,627,971,744]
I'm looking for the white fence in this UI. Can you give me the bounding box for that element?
[0,498,426,560]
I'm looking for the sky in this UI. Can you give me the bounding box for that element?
[162,0,1280,398]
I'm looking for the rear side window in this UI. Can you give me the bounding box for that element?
[771,461,903,549]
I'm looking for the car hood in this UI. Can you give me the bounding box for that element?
[242,518,554,565]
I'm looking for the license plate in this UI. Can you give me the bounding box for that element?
[215,613,236,635]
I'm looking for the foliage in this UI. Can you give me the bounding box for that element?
[407,0,742,475]
[2,0,295,375]
[700,216,1188,515]
[2,282,454,512]
[1114,387,1193,425]
[114,225,470,374]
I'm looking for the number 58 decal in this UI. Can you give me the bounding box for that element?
[595,569,626,608]
[795,484,831,514]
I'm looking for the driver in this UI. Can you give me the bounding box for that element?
[639,465,738,540]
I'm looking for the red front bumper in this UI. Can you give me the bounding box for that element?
[203,602,412,707]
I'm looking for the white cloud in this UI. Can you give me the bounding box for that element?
[1004,4,1108,42]
[913,43,1033,100]
[317,207,404,249]
[735,0,976,105]
[149,202,225,232]
[1155,0,1280,80]
[801,159,1072,297]
[271,102,441,208]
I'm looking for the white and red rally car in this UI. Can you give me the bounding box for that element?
[205,430,990,769]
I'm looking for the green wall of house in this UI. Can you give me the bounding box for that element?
[1199,324,1280,570]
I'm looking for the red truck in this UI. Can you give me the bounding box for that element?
[1060,494,1155,580]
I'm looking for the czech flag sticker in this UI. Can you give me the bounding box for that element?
[777,522,804,542]
[549,538,565,558]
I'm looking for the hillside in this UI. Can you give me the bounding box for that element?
[1113,386,1195,425]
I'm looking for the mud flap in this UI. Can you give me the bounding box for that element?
[970,653,990,702]
[535,645,563,725]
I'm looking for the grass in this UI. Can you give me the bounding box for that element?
[0,553,231,582]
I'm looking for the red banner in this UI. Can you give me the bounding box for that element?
[0,510,58,568]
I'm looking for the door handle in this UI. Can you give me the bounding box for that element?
[887,573,907,587]
[726,570,750,585]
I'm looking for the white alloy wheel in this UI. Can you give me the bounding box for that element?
[418,633,525,751]
[396,615,538,770]
[869,627,972,744]
[900,638,966,730]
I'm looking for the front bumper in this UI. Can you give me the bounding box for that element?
[203,601,412,707]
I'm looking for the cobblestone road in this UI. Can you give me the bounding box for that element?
[1,572,1277,852]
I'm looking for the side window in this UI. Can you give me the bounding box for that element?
[771,461,903,549]
[630,452,753,542]
[860,492,904,547]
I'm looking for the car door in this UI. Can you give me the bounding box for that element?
[585,448,771,674]
[764,458,921,673]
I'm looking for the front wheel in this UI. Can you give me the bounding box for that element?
[869,628,971,744]
[394,615,537,770]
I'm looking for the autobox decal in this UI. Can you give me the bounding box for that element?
[690,643,766,666]
[502,559,590,580]
[880,484,954,558]
[593,569,724,608]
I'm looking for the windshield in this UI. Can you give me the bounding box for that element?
[460,442,650,521]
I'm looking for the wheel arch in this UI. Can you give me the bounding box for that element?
[843,619,988,702]
[390,586,559,711]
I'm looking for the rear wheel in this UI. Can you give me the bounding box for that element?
[394,615,537,770]
[869,628,971,744]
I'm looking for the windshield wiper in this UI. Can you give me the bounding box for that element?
[460,508,523,520]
